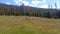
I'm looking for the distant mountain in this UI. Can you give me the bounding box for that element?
[0,3,60,12]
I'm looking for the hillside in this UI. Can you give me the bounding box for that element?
[0,3,60,18]
[0,16,60,34]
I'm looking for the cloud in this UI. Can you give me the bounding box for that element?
[29,0,41,7]
[47,4,60,9]
[13,0,22,3]
[13,0,22,5]
[40,4,48,8]
[31,0,41,5]
[13,0,48,8]
[29,4,38,7]
[56,4,60,9]
[13,0,30,6]
[42,0,46,3]
[22,1,30,6]
[6,2,10,5]
[29,4,34,7]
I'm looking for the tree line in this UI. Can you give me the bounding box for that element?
[0,5,60,19]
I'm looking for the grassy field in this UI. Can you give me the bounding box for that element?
[0,16,60,34]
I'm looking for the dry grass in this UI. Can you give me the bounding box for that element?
[0,16,60,34]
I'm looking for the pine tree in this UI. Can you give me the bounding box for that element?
[47,11,51,18]
[55,3,57,9]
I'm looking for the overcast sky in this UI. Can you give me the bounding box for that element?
[0,0,60,9]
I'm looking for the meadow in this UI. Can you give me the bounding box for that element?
[0,16,60,34]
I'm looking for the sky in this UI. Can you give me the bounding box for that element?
[0,0,60,9]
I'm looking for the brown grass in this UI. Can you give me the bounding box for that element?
[0,16,60,34]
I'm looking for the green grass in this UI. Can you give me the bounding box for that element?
[0,16,60,34]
